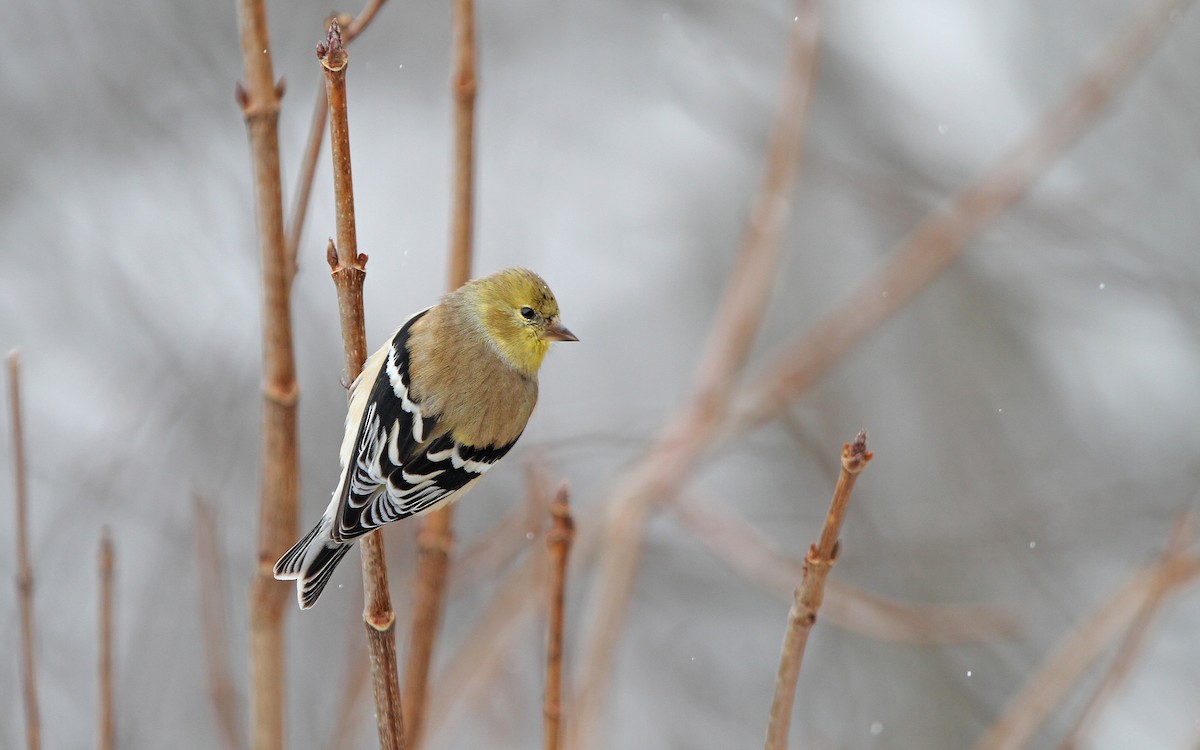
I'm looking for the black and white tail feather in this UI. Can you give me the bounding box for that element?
[273,309,518,609]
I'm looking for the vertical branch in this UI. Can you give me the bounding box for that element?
[7,351,41,750]
[319,21,407,750]
[571,2,821,745]
[235,0,298,747]
[286,0,389,276]
[764,432,872,750]
[404,0,478,744]
[98,529,115,750]
[446,0,477,290]
[544,485,574,750]
[1059,517,1197,749]
[195,498,248,750]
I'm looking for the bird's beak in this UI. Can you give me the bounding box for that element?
[543,320,579,342]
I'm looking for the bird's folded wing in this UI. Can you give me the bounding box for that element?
[333,313,517,541]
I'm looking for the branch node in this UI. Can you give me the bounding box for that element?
[319,20,348,72]
[366,609,397,632]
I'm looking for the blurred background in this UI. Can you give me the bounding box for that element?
[3,0,1199,747]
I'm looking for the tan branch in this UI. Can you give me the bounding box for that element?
[286,0,389,276]
[974,551,1200,750]
[545,485,574,750]
[571,3,822,745]
[1059,517,1198,749]
[672,492,1018,644]
[764,432,872,750]
[194,498,247,750]
[404,0,478,743]
[319,20,407,750]
[98,529,115,750]
[730,0,1196,432]
[235,0,298,746]
[8,351,41,750]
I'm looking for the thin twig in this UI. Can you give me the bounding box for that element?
[285,0,389,276]
[672,491,1018,643]
[729,0,1197,433]
[194,498,247,750]
[235,0,299,746]
[571,3,821,745]
[973,551,1200,750]
[544,485,574,750]
[319,21,407,750]
[764,432,872,750]
[98,529,115,750]
[8,351,41,750]
[404,0,478,743]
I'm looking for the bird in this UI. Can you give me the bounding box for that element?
[274,267,577,608]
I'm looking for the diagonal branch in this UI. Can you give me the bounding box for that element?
[7,351,41,750]
[286,0,389,277]
[194,498,247,750]
[319,20,407,750]
[764,433,872,750]
[98,529,116,750]
[570,2,822,745]
[729,0,1197,433]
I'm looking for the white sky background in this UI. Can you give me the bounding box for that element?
[2,0,1199,747]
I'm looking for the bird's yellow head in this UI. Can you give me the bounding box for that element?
[460,267,578,377]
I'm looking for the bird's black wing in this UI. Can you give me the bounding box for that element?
[333,312,519,541]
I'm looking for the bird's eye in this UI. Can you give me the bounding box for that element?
[520,306,536,320]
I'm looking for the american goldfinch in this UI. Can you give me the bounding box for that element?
[274,267,577,608]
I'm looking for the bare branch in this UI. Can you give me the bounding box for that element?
[672,492,1018,644]
[730,0,1196,432]
[194,498,247,750]
[571,2,822,744]
[235,0,299,745]
[8,351,41,750]
[98,529,115,750]
[544,485,574,750]
[764,432,873,750]
[286,0,389,276]
[974,551,1200,750]
[319,20,406,750]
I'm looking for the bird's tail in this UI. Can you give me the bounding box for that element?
[273,518,352,609]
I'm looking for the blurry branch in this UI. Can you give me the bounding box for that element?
[764,432,872,750]
[235,0,298,745]
[424,468,558,747]
[1059,515,1199,750]
[7,351,42,750]
[194,498,247,750]
[286,0,388,277]
[404,0,478,742]
[425,539,547,748]
[319,21,407,750]
[973,550,1200,750]
[729,0,1197,432]
[544,486,574,750]
[98,529,115,750]
[448,463,553,596]
[672,492,1018,643]
[571,2,821,745]
[329,617,373,750]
